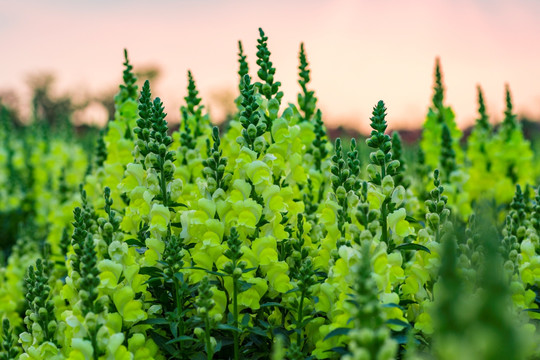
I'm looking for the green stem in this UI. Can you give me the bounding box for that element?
[174,276,184,352]
[204,315,213,360]
[90,327,99,360]
[381,201,388,246]
[233,275,240,360]
[380,161,388,246]
[159,158,168,207]
[296,290,305,347]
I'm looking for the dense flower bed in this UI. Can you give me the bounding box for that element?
[0,29,539,360]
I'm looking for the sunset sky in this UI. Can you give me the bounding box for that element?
[1,0,540,133]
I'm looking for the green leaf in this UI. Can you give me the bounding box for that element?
[386,319,411,328]
[166,335,195,344]
[148,330,177,356]
[399,299,418,306]
[239,280,253,292]
[241,313,250,327]
[324,346,351,355]
[217,323,242,333]
[125,238,145,247]
[169,201,188,208]
[139,318,169,325]
[248,326,268,337]
[323,327,351,341]
[382,303,404,310]
[395,243,431,254]
[260,302,284,308]
[188,266,227,277]
[139,266,162,277]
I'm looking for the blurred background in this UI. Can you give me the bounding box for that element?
[1,0,540,137]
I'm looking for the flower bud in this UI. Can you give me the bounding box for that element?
[504,260,514,273]
[233,267,243,278]
[48,320,57,335]
[381,175,394,196]
[360,230,373,242]
[247,124,257,139]
[194,327,204,337]
[336,186,347,201]
[163,160,175,175]
[517,226,526,239]
[368,221,379,234]
[197,307,207,315]
[38,307,48,319]
[145,153,159,168]
[387,159,400,172]
[253,137,265,153]
[391,186,405,207]
[236,136,247,146]
[207,178,217,193]
[104,222,113,234]
[427,213,439,227]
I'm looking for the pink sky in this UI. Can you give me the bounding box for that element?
[1,0,540,133]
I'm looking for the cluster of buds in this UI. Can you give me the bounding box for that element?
[202,127,232,196]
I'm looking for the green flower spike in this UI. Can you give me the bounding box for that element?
[255,28,282,102]
[195,276,217,360]
[475,85,490,132]
[433,224,464,347]
[343,242,397,360]
[330,138,352,245]
[310,109,329,171]
[501,185,527,272]
[79,234,103,316]
[500,84,518,140]
[24,259,57,344]
[133,80,153,163]
[432,57,444,111]
[94,129,108,168]
[391,132,409,189]
[256,28,283,133]
[425,170,451,243]
[181,71,207,137]
[115,49,138,104]
[98,186,121,248]
[439,123,456,183]
[290,251,316,358]
[0,318,21,360]
[237,74,266,154]
[222,227,247,360]
[71,206,89,275]
[202,127,232,196]
[59,226,71,258]
[297,43,317,122]
[135,82,176,206]
[366,100,402,247]
[238,41,249,88]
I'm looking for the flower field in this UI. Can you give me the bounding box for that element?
[0,29,539,359]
